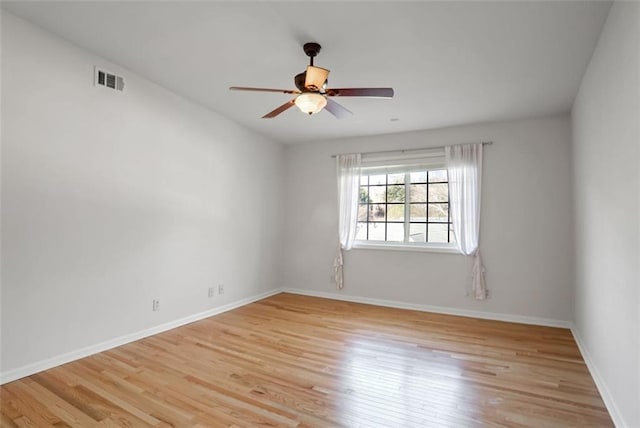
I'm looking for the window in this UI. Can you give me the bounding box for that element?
[354,160,455,249]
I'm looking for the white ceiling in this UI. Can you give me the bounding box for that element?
[2,1,611,144]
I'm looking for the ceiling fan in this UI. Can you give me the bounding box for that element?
[229,42,394,119]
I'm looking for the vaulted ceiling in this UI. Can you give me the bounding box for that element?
[2,1,611,144]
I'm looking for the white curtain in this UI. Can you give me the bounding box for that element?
[445,144,486,300]
[334,153,361,289]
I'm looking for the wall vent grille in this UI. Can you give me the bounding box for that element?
[94,67,124,91]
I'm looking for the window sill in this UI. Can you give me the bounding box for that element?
[352,242,461,254]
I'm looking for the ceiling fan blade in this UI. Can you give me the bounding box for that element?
[230,86,300,95]
[305,66,330,90]
[324,98,353,119]
[325,88,394,98]
[262,99,296,119]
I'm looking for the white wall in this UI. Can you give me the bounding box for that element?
[283,116,574,323]
[571,2,639,427]
[1,13,284,377]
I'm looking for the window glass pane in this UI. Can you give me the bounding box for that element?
[428,183,448,202]
[410,204,426,222]
[409,223,426,242]
[410,171,427,183]
[387,185,405,202]
[428,223,448,243]
[370,204,386,221]
[356,223,367,240]
[358,168,452,246]
[369,174,386,185]
[387,223,404,242]
[428,203,448,222]
[409,184,427,202]
[428,170,448,183]
[358,204,368,222]
[388,173,404,184]
[368,223,385,241]
[387,204,404,221]
[359,187,369,204]
[369,186,386,203]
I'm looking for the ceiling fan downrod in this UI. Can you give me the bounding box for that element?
[303,42,321,66]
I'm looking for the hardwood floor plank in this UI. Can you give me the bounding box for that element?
[2,383,63,427]
[1,293,613,427]
[0,413,19,428]
[17,378,102,427]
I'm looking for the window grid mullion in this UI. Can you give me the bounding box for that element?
[384,175,388,241]
[404,173,410,243]
[425,173,430,243]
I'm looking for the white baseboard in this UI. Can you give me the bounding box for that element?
[282,288,572,328]
[0,288,281,385]
[570,325,628,428]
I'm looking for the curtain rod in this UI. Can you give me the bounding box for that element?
[330,141,493,158]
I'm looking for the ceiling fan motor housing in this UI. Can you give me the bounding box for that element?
[294,72,307,91]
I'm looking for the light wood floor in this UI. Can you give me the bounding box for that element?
[1,293,612,427]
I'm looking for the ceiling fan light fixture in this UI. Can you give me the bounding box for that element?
[295,92,327,115]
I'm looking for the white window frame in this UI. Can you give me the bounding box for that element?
[352,149,458,254]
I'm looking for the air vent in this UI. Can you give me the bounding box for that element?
[94,67,124,91]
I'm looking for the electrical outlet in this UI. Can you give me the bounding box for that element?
[152,299,160,311]
[208,287,215,298]
[218,284,224,295]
